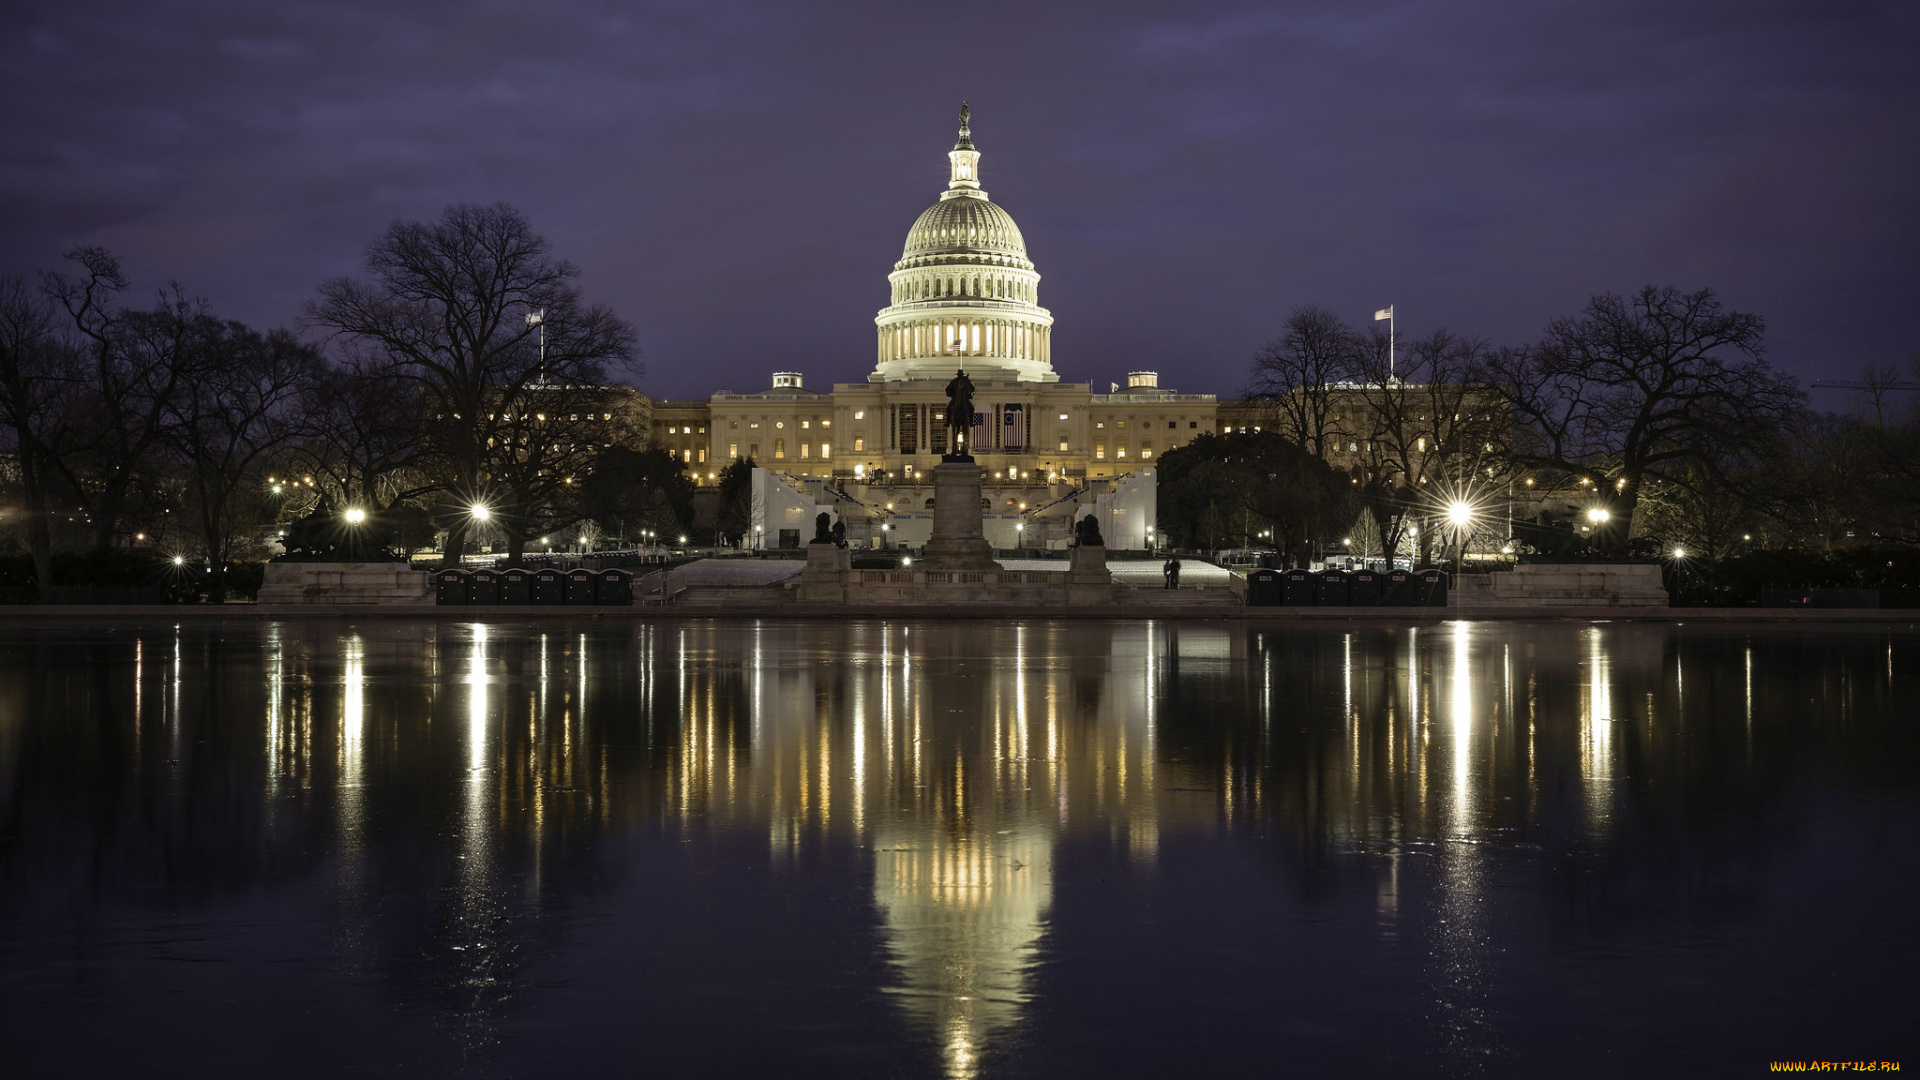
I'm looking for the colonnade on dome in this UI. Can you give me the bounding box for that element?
[876,317,1049,368]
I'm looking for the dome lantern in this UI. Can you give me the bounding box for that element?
[947,101,982,194]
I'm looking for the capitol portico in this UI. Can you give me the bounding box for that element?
[651,107,1220,550]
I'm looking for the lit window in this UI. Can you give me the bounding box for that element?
[1096,422,1105,429]
[801,420,810,429]
[1096,444,1106,459]
[854,410,865,420]
[729,443,738,457]
[698,449,707,462]
[800,443,810,459]
[682,450,691,462]
[774,439,785,459]
[821,420,830,428]
[854,437,865,452]
[750,422,760,429]
[1117,447,1127,458]
[820,443,831,459]
[1058,413,1068,421]
[1117,421,1125,429]
[1058,439,1069,451]
[776,421,785,429]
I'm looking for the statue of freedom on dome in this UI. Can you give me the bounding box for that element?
[943,369,976,461]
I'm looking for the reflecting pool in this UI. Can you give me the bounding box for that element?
[1,619,1914,1076]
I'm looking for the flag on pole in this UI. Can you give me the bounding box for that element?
[1374,306,1393,322]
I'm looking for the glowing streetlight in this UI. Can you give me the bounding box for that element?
[1672,546,1687,558]
[172,555,185,566]
[1586,507,1611,524]
[1447,501,1474,528]
[345,508,367,524]
[470,504,491,522]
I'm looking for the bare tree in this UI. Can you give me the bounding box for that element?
[168,325,321,599]
[1491,286,1802,554]
[482,382,645,561]
[1350,329,1509,565]
[1243,305,1363,460]
[0,276,77,600]
[43,248,207,551]
[291,351,434,513]
[306,204,637,565]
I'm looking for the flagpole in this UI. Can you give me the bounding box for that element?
[1374,304,1394,379]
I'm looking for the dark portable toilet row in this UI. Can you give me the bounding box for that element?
[435,567,633,606]
[1245,567,1447,607]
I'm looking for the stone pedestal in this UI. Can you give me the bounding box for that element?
[1064,544,1116,605]
[919,461,998,571]
[796,542,852,602]
[256,561,432,605]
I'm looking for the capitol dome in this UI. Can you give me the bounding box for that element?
[899,198,1032,270]
[872,105,1056,384]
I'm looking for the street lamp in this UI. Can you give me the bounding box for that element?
[470,504,491,522]
[344,508,367,524]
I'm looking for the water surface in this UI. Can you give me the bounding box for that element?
[1,618,1914,1077]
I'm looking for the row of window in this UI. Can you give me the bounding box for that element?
[726,441,835,461]
[724,418,831,430]
[896,272,1033,304]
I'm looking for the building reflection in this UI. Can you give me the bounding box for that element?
[0,618,1909,1074]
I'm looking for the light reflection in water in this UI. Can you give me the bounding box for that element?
[1582,624,1616,833]
[102,617,1893,1076]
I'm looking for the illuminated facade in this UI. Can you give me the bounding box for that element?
[667,109,1219,503]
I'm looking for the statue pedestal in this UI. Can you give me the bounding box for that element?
[1064,544,1116,605]
[920,461,998,571]
[796,543,852,602]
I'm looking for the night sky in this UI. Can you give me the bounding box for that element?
[3,1,1915,398]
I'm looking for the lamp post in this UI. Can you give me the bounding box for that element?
[1446,500,1475,573]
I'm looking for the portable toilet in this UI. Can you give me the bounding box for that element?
[596,569,634,606]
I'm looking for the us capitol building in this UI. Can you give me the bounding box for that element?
[647,107,1220,550]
